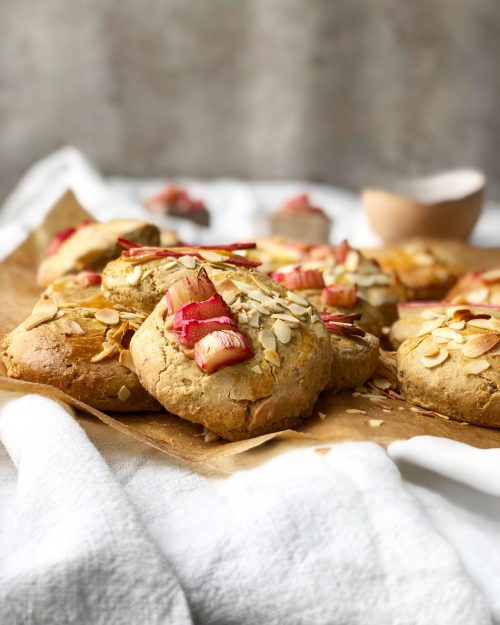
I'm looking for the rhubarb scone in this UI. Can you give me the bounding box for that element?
[1,297,159,412]
[129,266,332,440]
[271,242,399,326]
[101,242,259,314]
[37,219,161,287]
[446,269,500,306]
[41,270,108,309]
[397,309,500,426]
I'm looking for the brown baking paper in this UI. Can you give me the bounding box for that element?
[1,190,500,464]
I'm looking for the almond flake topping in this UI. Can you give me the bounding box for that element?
[117,385,132,401]
[125,265,143,285]
[264,348,280,367]
[231,279,252,294]
[271,313,300,327]
[465,359,490,375]
[288,303,309,318]
[222,290,238,306]
[248,289,275,304]
[286,290,309,306]
[25,299,59,330]
[247,300,271,315]
[199,251,226,263]
[431,327,464,343]
[448,320,465,330]
[461,333,500,358]
[251,364,263,375]
[421,343,440,357]
[95,309,120,325]
[252,276,273,294]
[178,255,197,269]
[344,250,360,272]
[247,309,260,328]
[258,328,276,351]
[368,419,385,427]
[237,311,248,325]
[91,345,117,363]
[119,349,136,373]
[372,377,391,390]
[61,319,85,336]
[421,348,449,368]
[416,318,446,336]
[273,319,292,344]
[465,287,489,304]
[345,408,366,415]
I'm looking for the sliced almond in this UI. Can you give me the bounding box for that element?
[461,333,500,358]
[448,320,465,330]
[467,318,494,331]
[271,313,300,327]
[247,300,271,316]
[178,255,197,269]
[95,309,120,326]
[311,315,320,324]
[237,311,248,325]
[251,364,263,375]
[286,290,309,306]
[199,251,226,263]
[420,348,449,368]
[465,287,489,304]
[344,250,360,272]
[248,289,274,304]
[247,309,261,328]
[416,317,446,336]
[372,376,391,390]
[222,290,238,306]
[431,327,464,343]
[264,348,280,367]
[368,419,385,427]
[273,319,292,344]
[258,328,276,351]
[62,319,85,336]
[287,303,309,318]
[125,265,143,285]
[119,349,136,373]
[421,342,440,357]
[231,279,252,294]
[117,385,132,401]
[91,345,117,363]
[24,299,59,330]
[465,359,491,375]
[345,408,366,415]
[432,337,449,344]
[252,276,273,295]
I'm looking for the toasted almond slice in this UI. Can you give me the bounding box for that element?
[248,289,274,304]
[117,385,132,401]
[447,340,463,351]
[119,349,136,373]
[286,290,309,306]
[231,297,243,311]
[461,333,500,358]
[66,320,85,336]
[421,342,440,357]
[231,279,252,294]
[431,327,464,343]
[287,303,309,318]
[416,317,446,336]
[448,320,465,330]
[465,359,491,375]
[258,328,276,351]
[248,300,271,315]
[237,311,248,325]
[345,408,366,415]
[95,309,120,325]
[222,290,238,306]
[372,376,391,390]
[482,269,500,284]
[199,250,226,263]
[273,319,292,344]
[489,344,500,357]
[125,265,143,285]
[271,313,300,327]
[318,412,327,420]
[421,348,449,368]
[178,255,197,269]
[251,364,263,375]
[252,276,273,294]
[368,419,385,427]
[343,249,359,272]
[203,428,219,443]
[24,299,59,330]
[311,315,320,324]
[91,345,117,362]
[264,348,280,367]
[467,318,492,330]
[247,309,260,328]
[433,337,449,344]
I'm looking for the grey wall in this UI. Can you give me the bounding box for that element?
[1,0,500,202]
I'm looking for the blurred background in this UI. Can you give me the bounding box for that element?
[1,0,500,203]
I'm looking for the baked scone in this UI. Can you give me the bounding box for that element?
[367,242,459,301]
[1,296,159,412]
[247,237,311,274]
[37,219,161,287]
[101,243,259,314]
[446,269,500,306]
[42,270,108,309]
[129,266,332,440]
[397,309,500,426]
[328,330,380,393]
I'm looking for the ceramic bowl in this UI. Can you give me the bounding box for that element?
[362,169,485,242]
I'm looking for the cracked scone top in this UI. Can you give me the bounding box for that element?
[129,267,333,441]
[397,309,500,425]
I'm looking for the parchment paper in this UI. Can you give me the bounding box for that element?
[1,190,500,462]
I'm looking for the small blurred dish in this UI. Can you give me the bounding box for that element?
[362,168,485,242]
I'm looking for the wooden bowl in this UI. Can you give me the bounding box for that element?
[362,169,485,242]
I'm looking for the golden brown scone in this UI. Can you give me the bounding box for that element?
[130,267,332,440]
[397,311,500,426]
[300,288,384,338]
[42,271,109,309]
[37,219,160,287]
[1,299,159,412]
[328,331,380,393]
[446,269,500,306]
[389,316,425,349]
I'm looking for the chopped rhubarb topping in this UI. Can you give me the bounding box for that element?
[46,227,77,256]
[319,311,365,336]
[320,311,362,323]
[194,330,254,374]
[122,245,260,268]
[117,237,141,250]
[173,293,231,331]
[178,316,237,348]
[272,268,325,290]
[321,285,357,307]
[146,185,206,213]
[165,268,216,314]
[79,269,102,286]
[279,193,327,217]
[334,239,351,264]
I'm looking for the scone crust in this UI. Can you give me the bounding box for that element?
[37,219,160,287]
[397,326,500,426]
[2,308,159,412]
[130,268,333,440]
[328,332,380,393]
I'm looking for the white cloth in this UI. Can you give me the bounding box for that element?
[1,147,499,624]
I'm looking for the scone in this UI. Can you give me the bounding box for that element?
[1,296,159,412]
[397,309,500,426]
[446,269,500,306]
[129,266,332,440]
[101,243,259,314]
[37,219,161,287]
[42,270,108,308]
[247,237,311,274]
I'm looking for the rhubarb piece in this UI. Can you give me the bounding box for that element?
[79,269,102,286]
[270,194,331,244]
[321,285,357,307]
[334,239,351,264]
[172,293,231,331]
[194,330,254,373]
[145,185,210,226]
[165,268,216,315]
[117,237,141,250]
[272,268,325,290]
[319,311,362,324]
[46,227,77,256]
[178,316,237,348]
